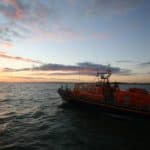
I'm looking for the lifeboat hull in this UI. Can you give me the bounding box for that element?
[58,89,150,118]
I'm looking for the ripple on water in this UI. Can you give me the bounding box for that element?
[0,83,150,150]
[0,122,9,135]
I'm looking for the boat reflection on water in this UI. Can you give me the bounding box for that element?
[58,70,150,117]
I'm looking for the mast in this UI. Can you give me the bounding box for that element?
[97,69,111,84]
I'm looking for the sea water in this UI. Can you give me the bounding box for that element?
[0,83,150,150]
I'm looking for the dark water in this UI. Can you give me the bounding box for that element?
[0,83,150,150]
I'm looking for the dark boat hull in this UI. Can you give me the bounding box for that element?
[58,89,150,118]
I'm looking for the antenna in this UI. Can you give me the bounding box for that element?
[96,64,112,84]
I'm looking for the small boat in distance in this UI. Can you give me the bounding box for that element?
[58,70,150,117]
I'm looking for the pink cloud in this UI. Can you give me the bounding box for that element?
[0,41,14,49]
[2,0,25,19]
[0,51,42,64]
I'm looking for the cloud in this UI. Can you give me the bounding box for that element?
[2,62,133,77]
[139,61,150,67]
[0,41,14,49]
[85,0,143,16]
[0,23,27,43]
[31,72,79,76]
[0,51,42,64]
[0,0,57,42]
[0,0,142,43]
[0,1,30,42]
[117,70,136,76]
[0,0,58,25]
[116,60,133,63]
[3,75,51,82]
[77,62,120,72]
[67,0,142,15]
[2,67,16,72]
[33,63,79,71]
[0,0,27,19]
[0,0,53,20]
[2,67,30,72]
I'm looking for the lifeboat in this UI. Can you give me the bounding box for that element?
[58,70,150,117]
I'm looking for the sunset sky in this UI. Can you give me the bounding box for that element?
[0,0,150,83]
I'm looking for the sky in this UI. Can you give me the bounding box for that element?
[0,0,150,83]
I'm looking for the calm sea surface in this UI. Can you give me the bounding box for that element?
[0,83,150,150]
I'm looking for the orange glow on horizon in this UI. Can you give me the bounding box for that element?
[0,70,150,83]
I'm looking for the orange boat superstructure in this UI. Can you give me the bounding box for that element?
[58,70,150,117]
